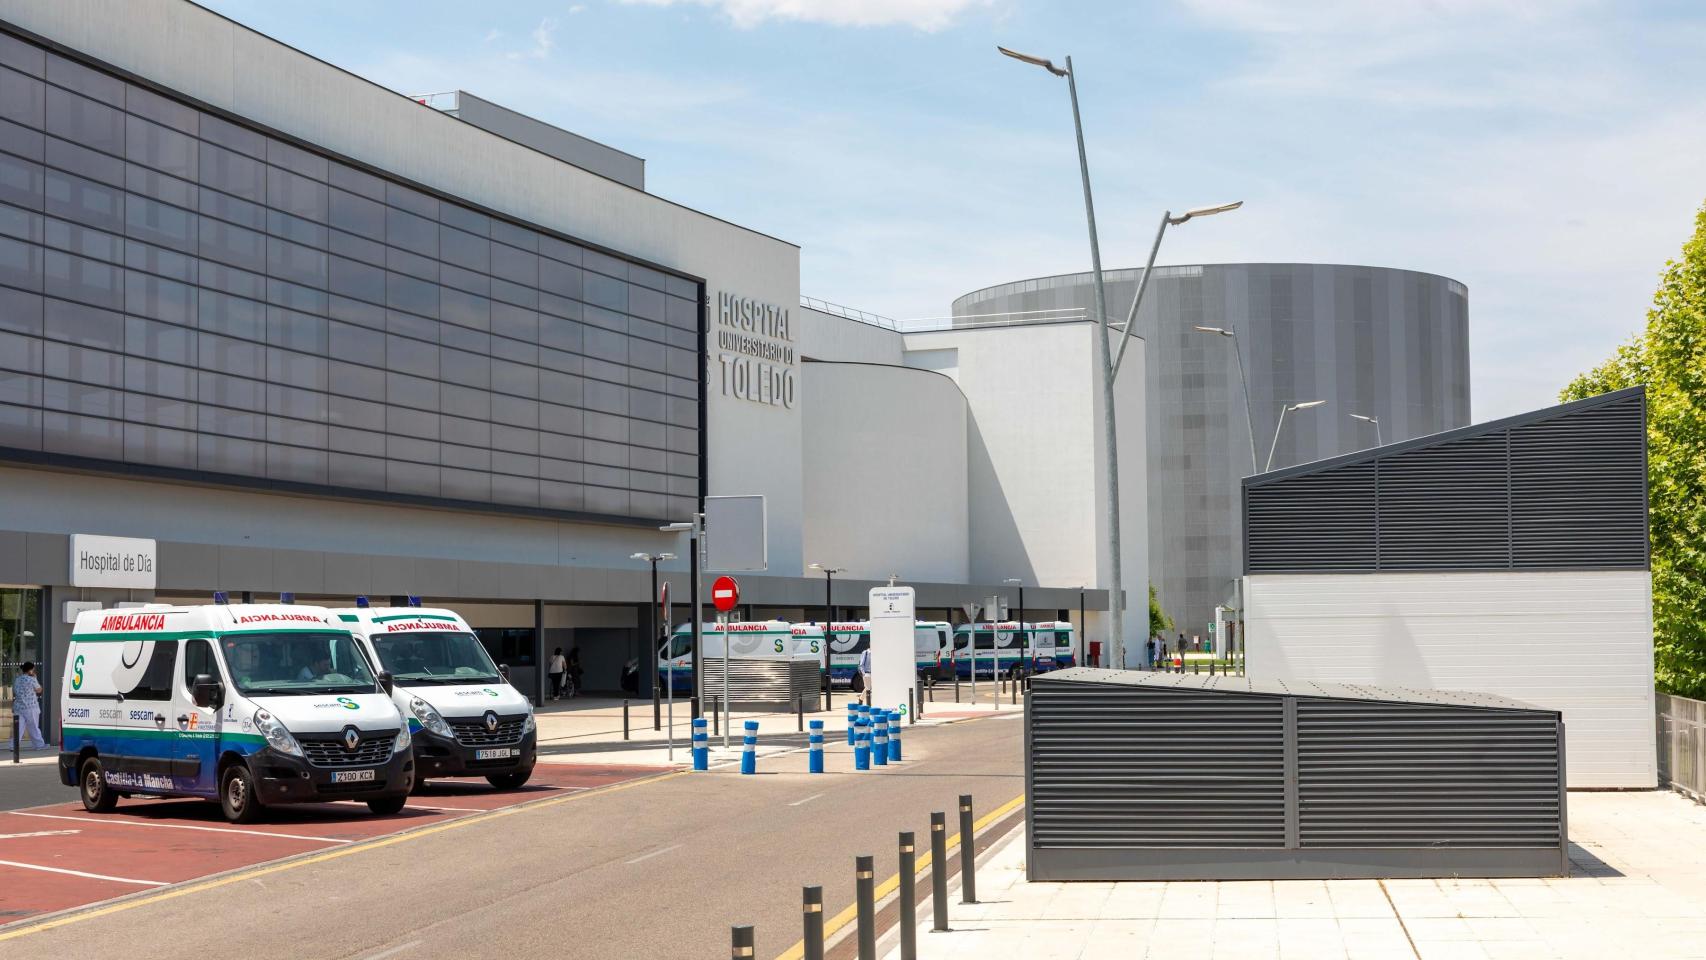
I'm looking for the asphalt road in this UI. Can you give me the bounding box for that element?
[1,711,1026,960]
[0,761,66,811]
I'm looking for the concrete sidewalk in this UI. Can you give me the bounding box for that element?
[891,791,1706,960]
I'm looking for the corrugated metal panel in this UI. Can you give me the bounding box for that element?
[1242,387,1646,575]
[699,659,818,704]
[1030,685,1286,848]
[1297,699,1562,848]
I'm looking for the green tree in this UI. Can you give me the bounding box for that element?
[1562,198,1706,698]
[1148,584,1173,636]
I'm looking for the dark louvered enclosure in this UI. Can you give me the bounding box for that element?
[1024,669,1567,880]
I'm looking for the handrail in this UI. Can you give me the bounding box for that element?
[1658,692,1704,804]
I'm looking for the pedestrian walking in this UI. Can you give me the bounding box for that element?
[12,661,47,751]
[548,647,567,701]
[858,646,872,704]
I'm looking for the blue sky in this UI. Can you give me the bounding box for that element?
[199,0,1706,420]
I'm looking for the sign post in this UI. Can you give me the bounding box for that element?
[662,581,674,760]
[868,585,917,722]
[712,575,740,750]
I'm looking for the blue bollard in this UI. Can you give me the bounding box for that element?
[740,720,758,775]
[854,718,871,770]
[846,702,858,746]
[872,711,889,766]
[692,717,708,771]
[888,710,903,762]
[808,719,824,774]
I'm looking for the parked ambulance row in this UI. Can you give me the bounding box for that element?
[656,619,1077,694]
[59,600,533,824]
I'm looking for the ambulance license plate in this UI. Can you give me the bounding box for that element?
[476,748,519,760]
[331,769,375,783]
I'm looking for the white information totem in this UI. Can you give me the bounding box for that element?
[868,586,917,718]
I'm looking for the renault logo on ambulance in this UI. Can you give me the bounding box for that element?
[483,711,498,733]
[343,727,361,751]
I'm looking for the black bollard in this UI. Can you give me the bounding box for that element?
[898,831,918,960]
[855,854,876,960]
[712,699,719,737]
[797,695,804,733]
[802,885,825,960]
[930,812,949,931]
[11,715,18,764]
[623,699,630,741]
[731,924,754,959]
[958,795,977,904]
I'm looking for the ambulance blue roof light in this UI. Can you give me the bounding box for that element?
[355,595,369,608]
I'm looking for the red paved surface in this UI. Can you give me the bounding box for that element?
[0,762,667,925]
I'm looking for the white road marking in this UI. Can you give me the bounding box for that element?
[0,859,166,886]
[787,793,825,807]
[356,940,422,960]
[624,843,682,864]
[8,811,351,844]
[0,830,81,840]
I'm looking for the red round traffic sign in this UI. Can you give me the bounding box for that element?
[712,575,740,612]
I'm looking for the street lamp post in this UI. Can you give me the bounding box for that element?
[632,551,676,729]
[997,45,1126,667]
[1004,578,1025,678]
[659,519,702,717]
[1112,203,1244,376]
[1350,413,1384,447]
[808,563,843,710]
[1265,400,1328,473]
[1193,326,1260,475]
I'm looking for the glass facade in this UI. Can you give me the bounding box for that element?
[0,29,702,521]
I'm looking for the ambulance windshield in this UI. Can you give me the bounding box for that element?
[370,631,501,685]
[222,632,379,696]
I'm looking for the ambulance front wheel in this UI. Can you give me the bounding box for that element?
[486,770,531,790]
[79,757,119,813]
[366,795,407,815]
[220,764,264,824]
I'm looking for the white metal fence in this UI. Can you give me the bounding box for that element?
[1658,693,1705,804]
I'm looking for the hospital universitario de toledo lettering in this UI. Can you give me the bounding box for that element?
[715,292,797,409]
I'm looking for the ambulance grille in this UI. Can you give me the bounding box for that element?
[298,731,397,767]
[449,714,527,746]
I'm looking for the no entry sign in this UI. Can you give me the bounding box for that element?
[712,575,740,613]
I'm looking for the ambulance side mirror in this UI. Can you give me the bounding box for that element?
[191,674,224,709]
[378,671,395,695]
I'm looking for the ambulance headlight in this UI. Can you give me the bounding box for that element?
[522,710,536,736]
[253,709,302,758]
[393,725,411,752]
[408,697,452,738]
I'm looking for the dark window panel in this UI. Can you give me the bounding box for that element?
[266,236,328,289]
[539,480,584,512]
[329,225,386,267]
[387,433,439,464]
[267,278,327,315]
[584,379,628,416]
[489,333,536,366]
[628,284,665,323]
[628,368,664,394]
[0,234,44,291]
[583,304,625,334]
[328,319,385,362]
[328,255,385,304]
[267,445,328,486]
[266,383,328,422]
[267,165,328,222]
[0,369,42,409]
[488,219,537,253]
[629,446,665,474]
[198,215,266,273]
[584,439,627,468]
[386,206,437,257]
[197,370,266,413]
[123,238,195,284]
[668,452,697,478]
[385,371,438,411]
[328,293,386,331]
[667,425,696,454]
[47,135,125,187]
[385,333,439,378]
[0,154,45,211]
[440,382,489,420]
[628,388,665,422]
[441,466,492,502]
[385,272,438,318]
[44,214,122,264]
[328,394,385,432]
[125,315,194,365]
[328,187,385,240]
[439,285,490,331]
[266,208,327,249]
[386,461,439,497]
[666,395,696,428]
[438,202,488,236]
[586,463,631,489]
[125,84,196,135]
[386,404,438,440]
[266,306,328,353]
[327,359,385,402]
[198,434,266,475]
[539,346,582,376]
[385,181,437,219]
[328,425,385,454]
[664,346,697,379]
[44,170,122,232]
[386,243,438,282]
[126,162,195,210]
[125,114,196,179]
[542,459,583,483]
[582,249,627,281]
[328,451,385,489]
[439,225,488,272]
[42,410,122,459]
[584,270,628,312]
[438,261,490,298]
[583,357,627,387]
[42,340,122,387]
[123,393,195,431]
[538,291,582,324]
[630,470,668,494]
[43,88,122,156]
[490,300,537,343]
[266,348,329,392]
[125,194,196,252]
[125,354,195,401]
[665,275,697,300]
[664,325,696,352]
[440,349,490,390]
[438,322,487,356]
[538,235,581,266]
[266,414,326,448]
[0,32,46,77]
[198,113,264,158]
[328,161,385,201]
[197,404,265,439]
[583,325,628,365]
[0,116,46,163]
[539,315,584,355]
[627,316,666,346]
[667,476,696,497]
[42,377,119,416]
[492,394,539,430]
[492,450,539,477]
[665,295,697,330]
[43,250,122,309]
[198,333,269,385]
[628,337,665,371]
[491,474,540,509]
[583,485,629,518]
[540,369,583,407]
[45,53,123,104]
[489,276,536,310]
[0,328,42,372]
[439,415,490,449]
[629,419,665,450]
[584,411,628,444]
[199,142,265,201]
[385,308,437,343]
[265,137,328,182]
[539,430,582,462]
[198,184,264,230]
[197,289,265,341]
[542,406,588,441]
[491,358,537,398]
[490,242,537,287]
[628,263,669,293]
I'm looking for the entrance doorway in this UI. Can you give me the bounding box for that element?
[1,586,45,737]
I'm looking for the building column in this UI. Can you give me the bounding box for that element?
[532,599,546,707]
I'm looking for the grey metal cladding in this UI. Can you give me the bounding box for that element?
[1244,388,1646,574]
[1025,669,1566,881]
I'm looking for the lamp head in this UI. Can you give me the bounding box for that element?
[1291,400,1328,411]
[1193,325,1235,338]
[997,46,1068,77]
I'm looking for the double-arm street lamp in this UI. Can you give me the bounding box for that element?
[632,551,676,729]
[808,563,843,709]
[1349,412,1384,446]
[1266,400,1327,472]
[1193,325,1259,475]
[998,44,1241,670]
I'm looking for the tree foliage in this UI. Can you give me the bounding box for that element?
[1562,199,1706,698]
[1148,584,1173,636]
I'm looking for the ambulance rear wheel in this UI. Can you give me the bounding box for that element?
[486,770,531,790]
[80,757,119,813]
[220,764,263,824]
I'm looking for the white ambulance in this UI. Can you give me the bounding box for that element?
[657,619,815,694]
[332,602,536,790]
[59,602,413,823]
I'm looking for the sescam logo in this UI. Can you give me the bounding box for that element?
[71,654,85,690]
[453,688,502,698]
[313,697,362,710]
[715,292,795,409]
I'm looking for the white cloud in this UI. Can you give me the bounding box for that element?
[619,0,992,31]
[507,17,559,60]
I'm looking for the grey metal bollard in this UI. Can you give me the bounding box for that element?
[899,831,918,960]
[930,812,949,931]
[731,924,755,959]
[797,694,805,733]
[958,794,977,904]
[802,885,825,960]
[623,699,630,741]
[855,854,877,960]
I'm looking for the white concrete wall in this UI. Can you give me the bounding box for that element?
[1244,571,1657,788]
[798,307,904,365]
[0,0,805,574]
[801,363,968,583]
